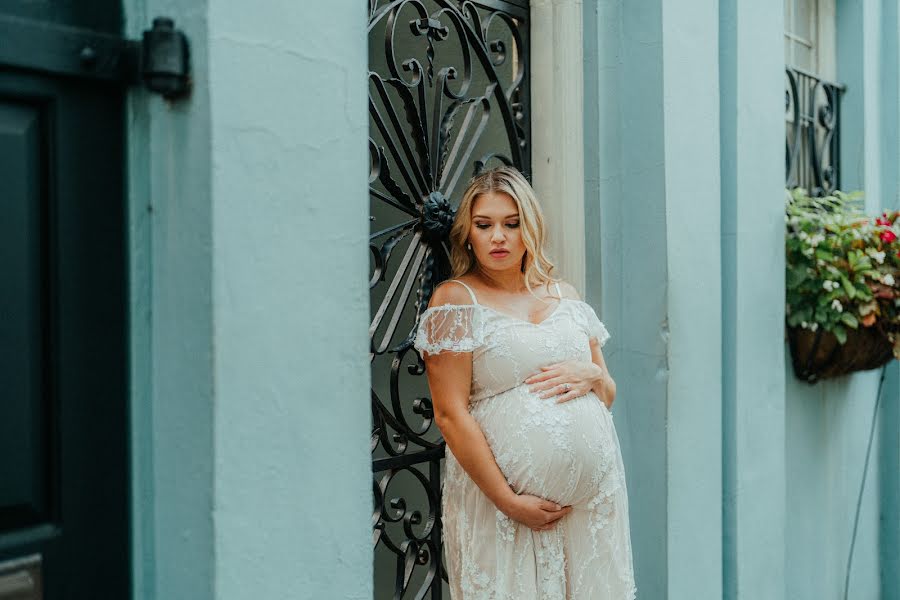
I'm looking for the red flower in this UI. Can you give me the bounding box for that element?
[881,230,897,243]
[877,217,892,226]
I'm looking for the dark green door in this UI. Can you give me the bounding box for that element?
[0,2,129,598]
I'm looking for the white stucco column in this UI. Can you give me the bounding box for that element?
[530,0,586,292]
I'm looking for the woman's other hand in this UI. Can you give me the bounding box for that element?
[499,494,573,531]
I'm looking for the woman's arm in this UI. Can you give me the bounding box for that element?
[588,339,616,410]
[420,282,571,530]
[424,350,517,510]
[560,281,617,409]
[425,349,571,530]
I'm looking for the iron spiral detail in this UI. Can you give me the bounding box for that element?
[785,66,844,196]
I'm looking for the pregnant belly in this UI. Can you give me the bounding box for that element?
[470,384,618,507]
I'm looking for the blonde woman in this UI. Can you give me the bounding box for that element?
[413,166,636,599]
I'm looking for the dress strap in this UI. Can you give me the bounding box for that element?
[554,282,562,297]
[448,279,479,305]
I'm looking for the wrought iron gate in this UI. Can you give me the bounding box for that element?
[368,1,529,596]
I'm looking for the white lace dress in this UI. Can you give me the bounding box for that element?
[413,281,637,599]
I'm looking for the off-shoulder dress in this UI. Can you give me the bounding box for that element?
[413,279,636,599]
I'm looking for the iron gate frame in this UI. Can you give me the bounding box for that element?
[368,1,531,597]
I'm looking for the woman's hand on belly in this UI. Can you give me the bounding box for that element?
[499,494,573,532]
[525,359,605,404]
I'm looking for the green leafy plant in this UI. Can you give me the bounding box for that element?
[785,188,900,355]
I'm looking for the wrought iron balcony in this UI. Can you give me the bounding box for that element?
[785,66,845,196]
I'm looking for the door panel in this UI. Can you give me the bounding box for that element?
[0,19,129,600]
[0,101,50,533]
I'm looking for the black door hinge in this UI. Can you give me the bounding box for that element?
[0,15,191,100]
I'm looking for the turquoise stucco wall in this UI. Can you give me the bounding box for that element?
[776,1,900,598]
[584,1,723,597]
[125,1,214,597]
[206,0,371,597]
[832,1,900,598]
[125,0,372,598]
[719,2,787,599]
[586,0,898,598]
[584,1,670,595]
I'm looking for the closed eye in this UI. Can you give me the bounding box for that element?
[475,222,520,229]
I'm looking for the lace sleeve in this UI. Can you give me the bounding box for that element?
[413,305,483,356]
[579,302,611,347]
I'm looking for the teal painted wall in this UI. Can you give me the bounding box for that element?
[586,0,898,598]
[834,1,900,598]
[125,0,372,598]
[206,0,370,597]
[584,1,723,596]
[719,2,787,599]
[584,1,670,595]
[125,1,214,598]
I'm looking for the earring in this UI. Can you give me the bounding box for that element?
[466,242,472,250]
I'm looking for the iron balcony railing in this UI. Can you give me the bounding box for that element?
[785,65,846,196]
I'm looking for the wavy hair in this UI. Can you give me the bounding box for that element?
[448,166,560,299]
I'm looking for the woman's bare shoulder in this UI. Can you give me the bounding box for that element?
[428,279,476,309]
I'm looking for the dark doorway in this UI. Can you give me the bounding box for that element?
[0,1,130,597]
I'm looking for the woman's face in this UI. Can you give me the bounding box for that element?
[468,191,526,271]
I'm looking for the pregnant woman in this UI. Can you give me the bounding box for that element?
[413,166,636,599]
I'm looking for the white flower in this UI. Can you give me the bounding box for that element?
[798,231,809,240]
[831,299,844,312]
[884,273,895,286]
[870,249,886,264]
[801,321,809,329]
[810,322,819,331]
[808,233,825,247]
[823,280,839,292]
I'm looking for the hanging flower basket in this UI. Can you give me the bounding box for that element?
[785,188,900,383]
[787,323,894,383]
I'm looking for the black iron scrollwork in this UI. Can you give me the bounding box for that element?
[785,66,845,196]
[368,1,529,597]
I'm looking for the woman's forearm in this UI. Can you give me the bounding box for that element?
[590,368,616,409]
[436,409,518,513]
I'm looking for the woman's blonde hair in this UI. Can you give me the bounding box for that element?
[449,166,560,299]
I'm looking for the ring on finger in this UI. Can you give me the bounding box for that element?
[563,383,571,392]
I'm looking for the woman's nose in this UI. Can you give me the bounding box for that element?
[491,226,505,241]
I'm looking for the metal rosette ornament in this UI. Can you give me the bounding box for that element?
[367,0,530,596]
